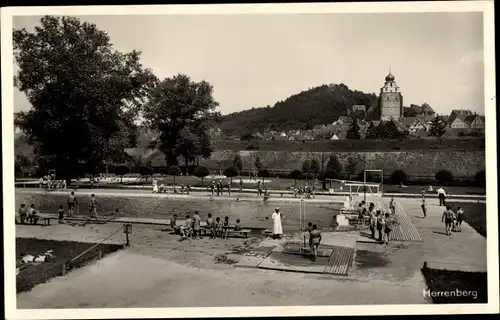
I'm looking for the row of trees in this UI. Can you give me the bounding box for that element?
[344,115,449,140]
[14,16,220,182]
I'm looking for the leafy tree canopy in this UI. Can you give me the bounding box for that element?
[142,74,220,168]
[13,16,155,178]
[430,116,448,137]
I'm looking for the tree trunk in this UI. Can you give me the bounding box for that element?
[173,175,176,184]
[201,177,204,186]
[120,176,123,184]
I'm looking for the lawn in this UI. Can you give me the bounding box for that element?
[445,202,487,237]
[421,267,487,304]
[16,238,123,293]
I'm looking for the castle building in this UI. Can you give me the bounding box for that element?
[378,70,403,121]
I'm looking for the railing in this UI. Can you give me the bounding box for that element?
[62,225,124,275]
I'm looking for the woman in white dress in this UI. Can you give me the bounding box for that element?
[271,207,283,239]
[152,179,159,193]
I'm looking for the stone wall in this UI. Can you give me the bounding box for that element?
[197,150,485,179]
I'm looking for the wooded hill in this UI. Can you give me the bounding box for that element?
[219,83,378,137]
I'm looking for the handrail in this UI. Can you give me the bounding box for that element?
[69,226,123,264]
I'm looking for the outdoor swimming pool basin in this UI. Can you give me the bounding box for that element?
[15,190,342,231]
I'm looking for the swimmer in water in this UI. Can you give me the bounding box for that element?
[235,198,240,202]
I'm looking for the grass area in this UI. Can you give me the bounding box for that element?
[421,267,487,303]
[16,238,123,293]
[446,202,486,237]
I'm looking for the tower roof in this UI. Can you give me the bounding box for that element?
[385,72,395,82]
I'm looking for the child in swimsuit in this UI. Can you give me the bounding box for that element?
[58,205,65,223]
[222,216,230,239]
[215,217,221,237]
[234,219,241,231]
[456,207,464,232]
[18,204,27,224]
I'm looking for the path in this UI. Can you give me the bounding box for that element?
[17,247,427,309]
[14,221,428,308]
[394,198,487,272]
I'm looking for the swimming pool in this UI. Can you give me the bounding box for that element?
[15,190,341,231]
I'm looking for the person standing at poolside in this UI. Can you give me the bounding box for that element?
[441,205,455,236]
[152,179,158,193]
[389,197,396,215]
[89,194,98,219]
[376,210,384,242]
[271,207,283,240]
[309,224,322,261]
[67,191,78,217]
[239,178,243,192]
[421,197,427,218]
[456,207,464,232]
[383,212,397,244]
[369,209,377,239]
[437,187,447,206]
[192,211,201,239]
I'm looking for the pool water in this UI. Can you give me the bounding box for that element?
[15,191,341,231]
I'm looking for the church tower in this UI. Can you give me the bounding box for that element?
[379,69,403,121]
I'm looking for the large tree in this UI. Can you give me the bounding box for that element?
[13,16,154,180]
[142,74,220,168]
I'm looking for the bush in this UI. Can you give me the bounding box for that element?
[138,166,153,178]
[223,166,238,184]
[167,165,182,183]
[289,169,303,185]
[258,169,270,178]
[357,171,382,183]
[114,165,130,183]
[194,166,210,186]
[324,170,340,180]
[391,170,408,185]
[435,170,454,185]
[474,170,486,187]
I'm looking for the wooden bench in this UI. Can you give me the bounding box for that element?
[225,229,251,238]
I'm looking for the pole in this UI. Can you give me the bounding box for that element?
[363,170,367,204]
[126,232,130,247]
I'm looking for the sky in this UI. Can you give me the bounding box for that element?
[12,12,485,116]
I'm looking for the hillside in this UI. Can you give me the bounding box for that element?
[219,83,378,136]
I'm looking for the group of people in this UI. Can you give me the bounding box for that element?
[292,184,315,199]
[442,205,465,235]
[17,191,100,224]
[170,211,244,240]
[38,174,67,190]
[355,200,398,245]
[152,179,192,194]
[17,203,39,224]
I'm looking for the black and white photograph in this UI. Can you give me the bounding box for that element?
[2,1,498,318]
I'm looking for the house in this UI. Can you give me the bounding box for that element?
[352,105,366,112]
[337,116,353,125]
[449,116,469,129]
[447,109,473,126]
[401,115,434,135]
[464,114,485,131]
[450,109,474,117]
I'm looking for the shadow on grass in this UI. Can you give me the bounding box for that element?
[447,202,486,237]
[421,267,487,303]
[16,238,123,294]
